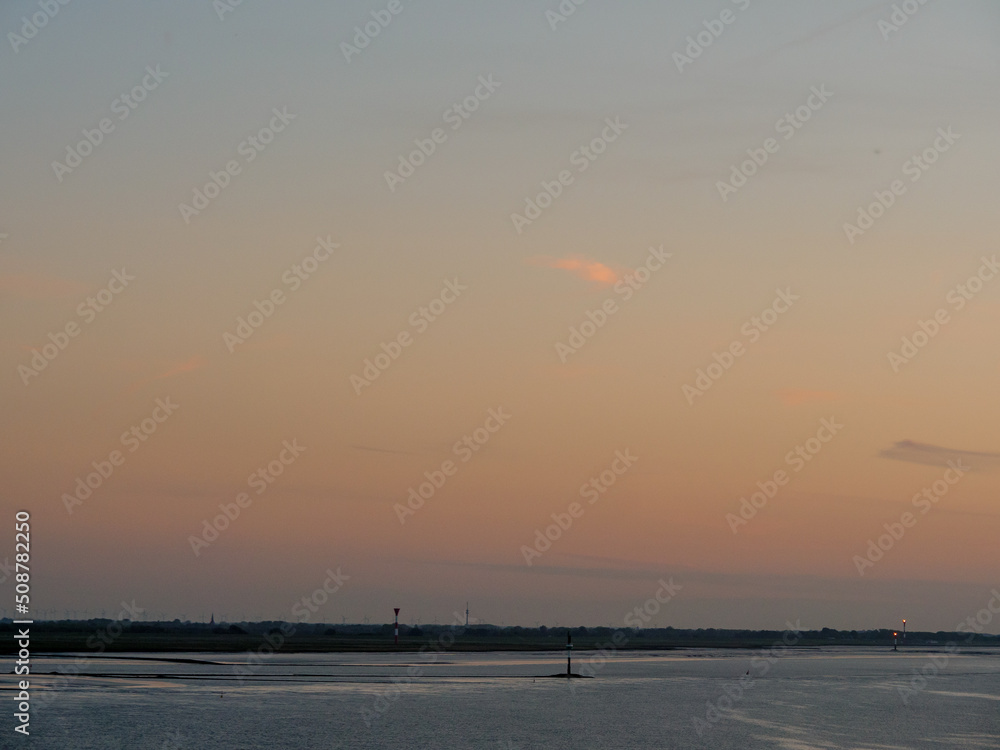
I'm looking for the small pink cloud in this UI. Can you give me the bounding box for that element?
[153,355,205,380]
[778,388,843,406]
[127,355,206,392]
[529,255,624,286]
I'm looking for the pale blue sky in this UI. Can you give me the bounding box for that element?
[2,0,999,629]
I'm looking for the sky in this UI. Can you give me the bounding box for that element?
[1,0,999,632]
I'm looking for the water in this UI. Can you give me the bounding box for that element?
[11,648,1000,748]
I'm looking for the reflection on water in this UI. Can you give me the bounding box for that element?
[10,648,1000,749]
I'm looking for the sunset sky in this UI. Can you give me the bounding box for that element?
[2,0,998,631]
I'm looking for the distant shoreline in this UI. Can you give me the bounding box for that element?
[2,621,997,655]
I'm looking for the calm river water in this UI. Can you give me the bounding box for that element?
[10,648,1000,748]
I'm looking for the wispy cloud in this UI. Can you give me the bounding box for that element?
[529,255,624,286]
[879,440,1000,471]
[777,388,842,406]
[405,556,988,601]
[737,1,895,69]
[426,558,672,582]
[128,355,205,392]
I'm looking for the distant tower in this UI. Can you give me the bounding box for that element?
[394,608,400,645]
[566,631,573,676]
[210,613,215,625]
[466,602,469,627]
